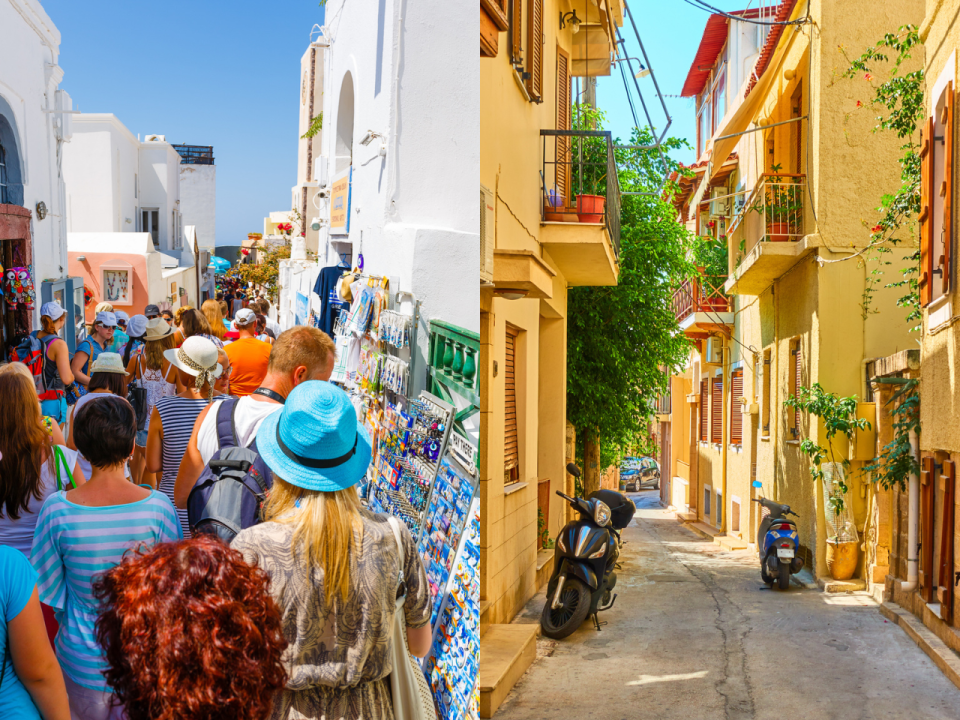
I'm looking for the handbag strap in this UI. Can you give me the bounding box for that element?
[386,517,407,599]
[52,445,76,492]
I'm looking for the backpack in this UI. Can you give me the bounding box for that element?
[7,332,59,401]
[187,398,274,542]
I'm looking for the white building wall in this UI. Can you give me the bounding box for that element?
[63,115,139,233]
[301,0,478,388]
[180,164,216,252]
[0,0,72,309]
[138,141,181,253]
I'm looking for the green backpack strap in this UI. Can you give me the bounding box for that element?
[53,446,76,492]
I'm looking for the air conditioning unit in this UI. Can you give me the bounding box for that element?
[709,187,729,217]
[480,184,495,283]
[704,337,723,365]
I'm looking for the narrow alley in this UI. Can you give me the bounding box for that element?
[494,491,960,720]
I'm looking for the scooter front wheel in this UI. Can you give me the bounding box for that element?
[540,577,592,639]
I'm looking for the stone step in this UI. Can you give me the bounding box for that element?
[479,623,539,718]
[715,534,749,551]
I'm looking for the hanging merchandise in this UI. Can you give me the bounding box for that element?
[416,446,478,628]
[379,309,412,348]
[422,495,480,720]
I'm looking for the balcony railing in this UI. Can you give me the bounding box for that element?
[671,273,730,324]
[540,129,621,258]
[427,320,479,433]
[728,173,805,243]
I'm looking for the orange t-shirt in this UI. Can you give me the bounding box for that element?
[224,337,272,397]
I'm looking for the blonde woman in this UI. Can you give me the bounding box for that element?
[232,382,431,720]
[201,299,228,343]
[126,319,178,486]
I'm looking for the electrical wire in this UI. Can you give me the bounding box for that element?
[680,0,807,26]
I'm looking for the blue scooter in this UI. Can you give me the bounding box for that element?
[752,497,804,590]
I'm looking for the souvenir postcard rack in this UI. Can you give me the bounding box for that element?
[421,493,480,720]
[366,392,454,538]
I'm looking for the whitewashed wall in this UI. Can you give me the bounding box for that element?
[180,164,216,252]
[0,0,72,324]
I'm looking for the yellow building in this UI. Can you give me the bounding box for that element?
[665,0,921,586]
[881,0,960,652]
[478,0,621,714]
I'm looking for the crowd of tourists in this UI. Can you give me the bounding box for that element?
[0,297,432,720]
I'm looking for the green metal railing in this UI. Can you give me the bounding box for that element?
[427,320,479,432]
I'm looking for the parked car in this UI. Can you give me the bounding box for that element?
[621,457,660,491]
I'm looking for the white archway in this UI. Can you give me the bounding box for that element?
[335,72,355,174]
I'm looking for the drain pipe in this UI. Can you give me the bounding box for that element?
[902,424,920,592]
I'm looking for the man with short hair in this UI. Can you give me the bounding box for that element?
[222,308,271,397]
[173,326,336,508]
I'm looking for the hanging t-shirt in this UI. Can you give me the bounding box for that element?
[0,546,43,719]
[312,265,349,336]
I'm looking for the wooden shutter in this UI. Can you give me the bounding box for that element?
[730,369,744,445]
[938,460,956,621]
[711,377,723,444]
[525,0,543,102]
[943,83,954,295]
[921,116,935,307]
[700,380,708,442]
[793,343,802,436]
[556,47,571,206]
[509,0,522,64]
[920,455,936,601]
[481,0,509,57]
[504,325,520,478]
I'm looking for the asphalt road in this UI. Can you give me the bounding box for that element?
[494,490,960,720]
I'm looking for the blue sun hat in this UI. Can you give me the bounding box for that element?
[256,381,372,492]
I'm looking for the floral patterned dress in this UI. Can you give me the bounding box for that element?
[232,509,431,720]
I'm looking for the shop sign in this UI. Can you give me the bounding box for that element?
[295,292,309,326]
[448,431,477,476]
[330,167,352,235]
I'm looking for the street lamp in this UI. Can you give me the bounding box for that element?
[560,10,581,33]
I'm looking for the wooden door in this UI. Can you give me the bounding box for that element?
[921,455,936,602]
[938,460,956,621]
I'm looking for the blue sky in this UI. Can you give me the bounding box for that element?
[597,0,748,165]
[44,0,324,249]
[44,0,735,247]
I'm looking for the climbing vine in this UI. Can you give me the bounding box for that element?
[864,378,920,491]
[837,25,924,328]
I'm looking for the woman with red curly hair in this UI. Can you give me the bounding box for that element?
[93,535,287,720]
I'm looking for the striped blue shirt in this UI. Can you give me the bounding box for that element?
[30,489,182,691]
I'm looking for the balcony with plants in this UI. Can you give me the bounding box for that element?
[725,167,811,296]
[538,123,621,287]
[672,236,733,340]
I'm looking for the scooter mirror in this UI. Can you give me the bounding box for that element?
[566,462,581,478]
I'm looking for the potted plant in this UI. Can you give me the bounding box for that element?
[543,188,577,222]
[751,164,802,241]
[570,131,608,223]
[784,383,870,581]
[690,236,729,311]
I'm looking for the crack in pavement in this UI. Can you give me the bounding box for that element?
[644,516,757,720]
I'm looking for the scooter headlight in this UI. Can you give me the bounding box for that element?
[593,500,611,527]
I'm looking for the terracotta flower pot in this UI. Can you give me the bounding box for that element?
[766,221,794,242]
[826,538,858,580]
[576,194,606,224]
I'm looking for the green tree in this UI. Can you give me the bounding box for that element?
[566,109,693,491]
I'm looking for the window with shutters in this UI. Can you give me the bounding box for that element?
[507,0,542,102]
[711,375,723,444]
[921,74,956,309]
[481,0,509,57]
[504,324,521,484]
[556,46,571,207]
[789,339,802,439]
[730,368,744,446]
[699,379,709,442]
[761,349,771,436]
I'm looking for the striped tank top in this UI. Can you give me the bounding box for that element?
[156,395,226,537]
[30,490,182,691]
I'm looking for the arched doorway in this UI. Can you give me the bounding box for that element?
[0,95,24,206]
[0,94,32,346]
[336,73,354,174]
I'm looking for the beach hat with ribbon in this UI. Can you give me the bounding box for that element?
[164,336,222,398]
[256,381,372,492]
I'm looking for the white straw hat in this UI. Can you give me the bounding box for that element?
[164,336,222,394]
[89,352,130,376]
